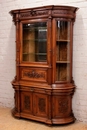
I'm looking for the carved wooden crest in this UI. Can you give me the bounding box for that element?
[20,10,48,19]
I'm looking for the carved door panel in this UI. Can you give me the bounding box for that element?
[52,96,71,118]
[33,93,49,118]
[21,92,33,114]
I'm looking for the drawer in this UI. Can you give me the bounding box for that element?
[20,68,47,82]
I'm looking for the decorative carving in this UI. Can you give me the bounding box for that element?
[58,98,68,113]
[20,10,48,18]
[38,98,46,112]
[53,10,73,15]
[24,70,45,78]
[24,96,30,109]
[20,12,31,17]
[52,10,75,20]
[35,11,48,16]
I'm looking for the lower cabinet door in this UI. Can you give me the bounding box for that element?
[33,93,49,118]
[21,92,33,114]
[52,95,71,118]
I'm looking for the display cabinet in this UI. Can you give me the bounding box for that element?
[10,5,78,125]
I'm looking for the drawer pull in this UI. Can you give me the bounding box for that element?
[30,88,34,92]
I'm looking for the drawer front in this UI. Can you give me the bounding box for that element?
[20,68,47,82]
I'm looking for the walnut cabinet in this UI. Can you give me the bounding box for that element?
[10,5,78,125]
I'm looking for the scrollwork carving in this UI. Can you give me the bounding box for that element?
[20,10,48,18]
[53,10,73,15]
[24,70,45,78]
[24,96,30,110]
[38,98,46,112]
[58,98,68,113]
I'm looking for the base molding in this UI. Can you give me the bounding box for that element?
[12,108,75,125]
[52,116,75,124]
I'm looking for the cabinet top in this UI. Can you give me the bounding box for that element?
[10,5,78,23]
[10,5,78,13]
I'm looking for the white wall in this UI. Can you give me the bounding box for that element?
[0,0,87,122]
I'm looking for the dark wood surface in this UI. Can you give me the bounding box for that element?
[10,5,78,125]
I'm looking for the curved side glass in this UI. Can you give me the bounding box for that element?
[22,22,47,62]
[56,21,70,81]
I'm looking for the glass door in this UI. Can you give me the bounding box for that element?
[56,21,70,81]
[22,22,47,62]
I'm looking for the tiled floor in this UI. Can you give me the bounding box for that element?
[0,107,87,130]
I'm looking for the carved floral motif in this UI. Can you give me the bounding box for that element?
[24,70,45,78]
[53,10,73,15]
[24,96,30,110]
[20,10,48,18]
[38,98,46,112]
[58,98,68,113]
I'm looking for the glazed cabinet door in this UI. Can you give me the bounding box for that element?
[20,19,51,66]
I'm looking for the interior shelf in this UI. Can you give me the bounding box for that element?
[23,53,47,55]
[23,39,47,42]
[23,27,47,30]
[56,61,70,63]
[57,39,70,42]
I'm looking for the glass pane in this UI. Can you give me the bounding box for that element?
[56,63,70,81]
[22,22,47,62]
[57,21,70,41]
[56,21,70,81]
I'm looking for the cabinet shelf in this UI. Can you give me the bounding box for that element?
[35,53,47,55]
[23,27,47,30]
[23,53,47,55]
[57,40,70,42]
[23,39,47,42]
[56,61,70,63]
